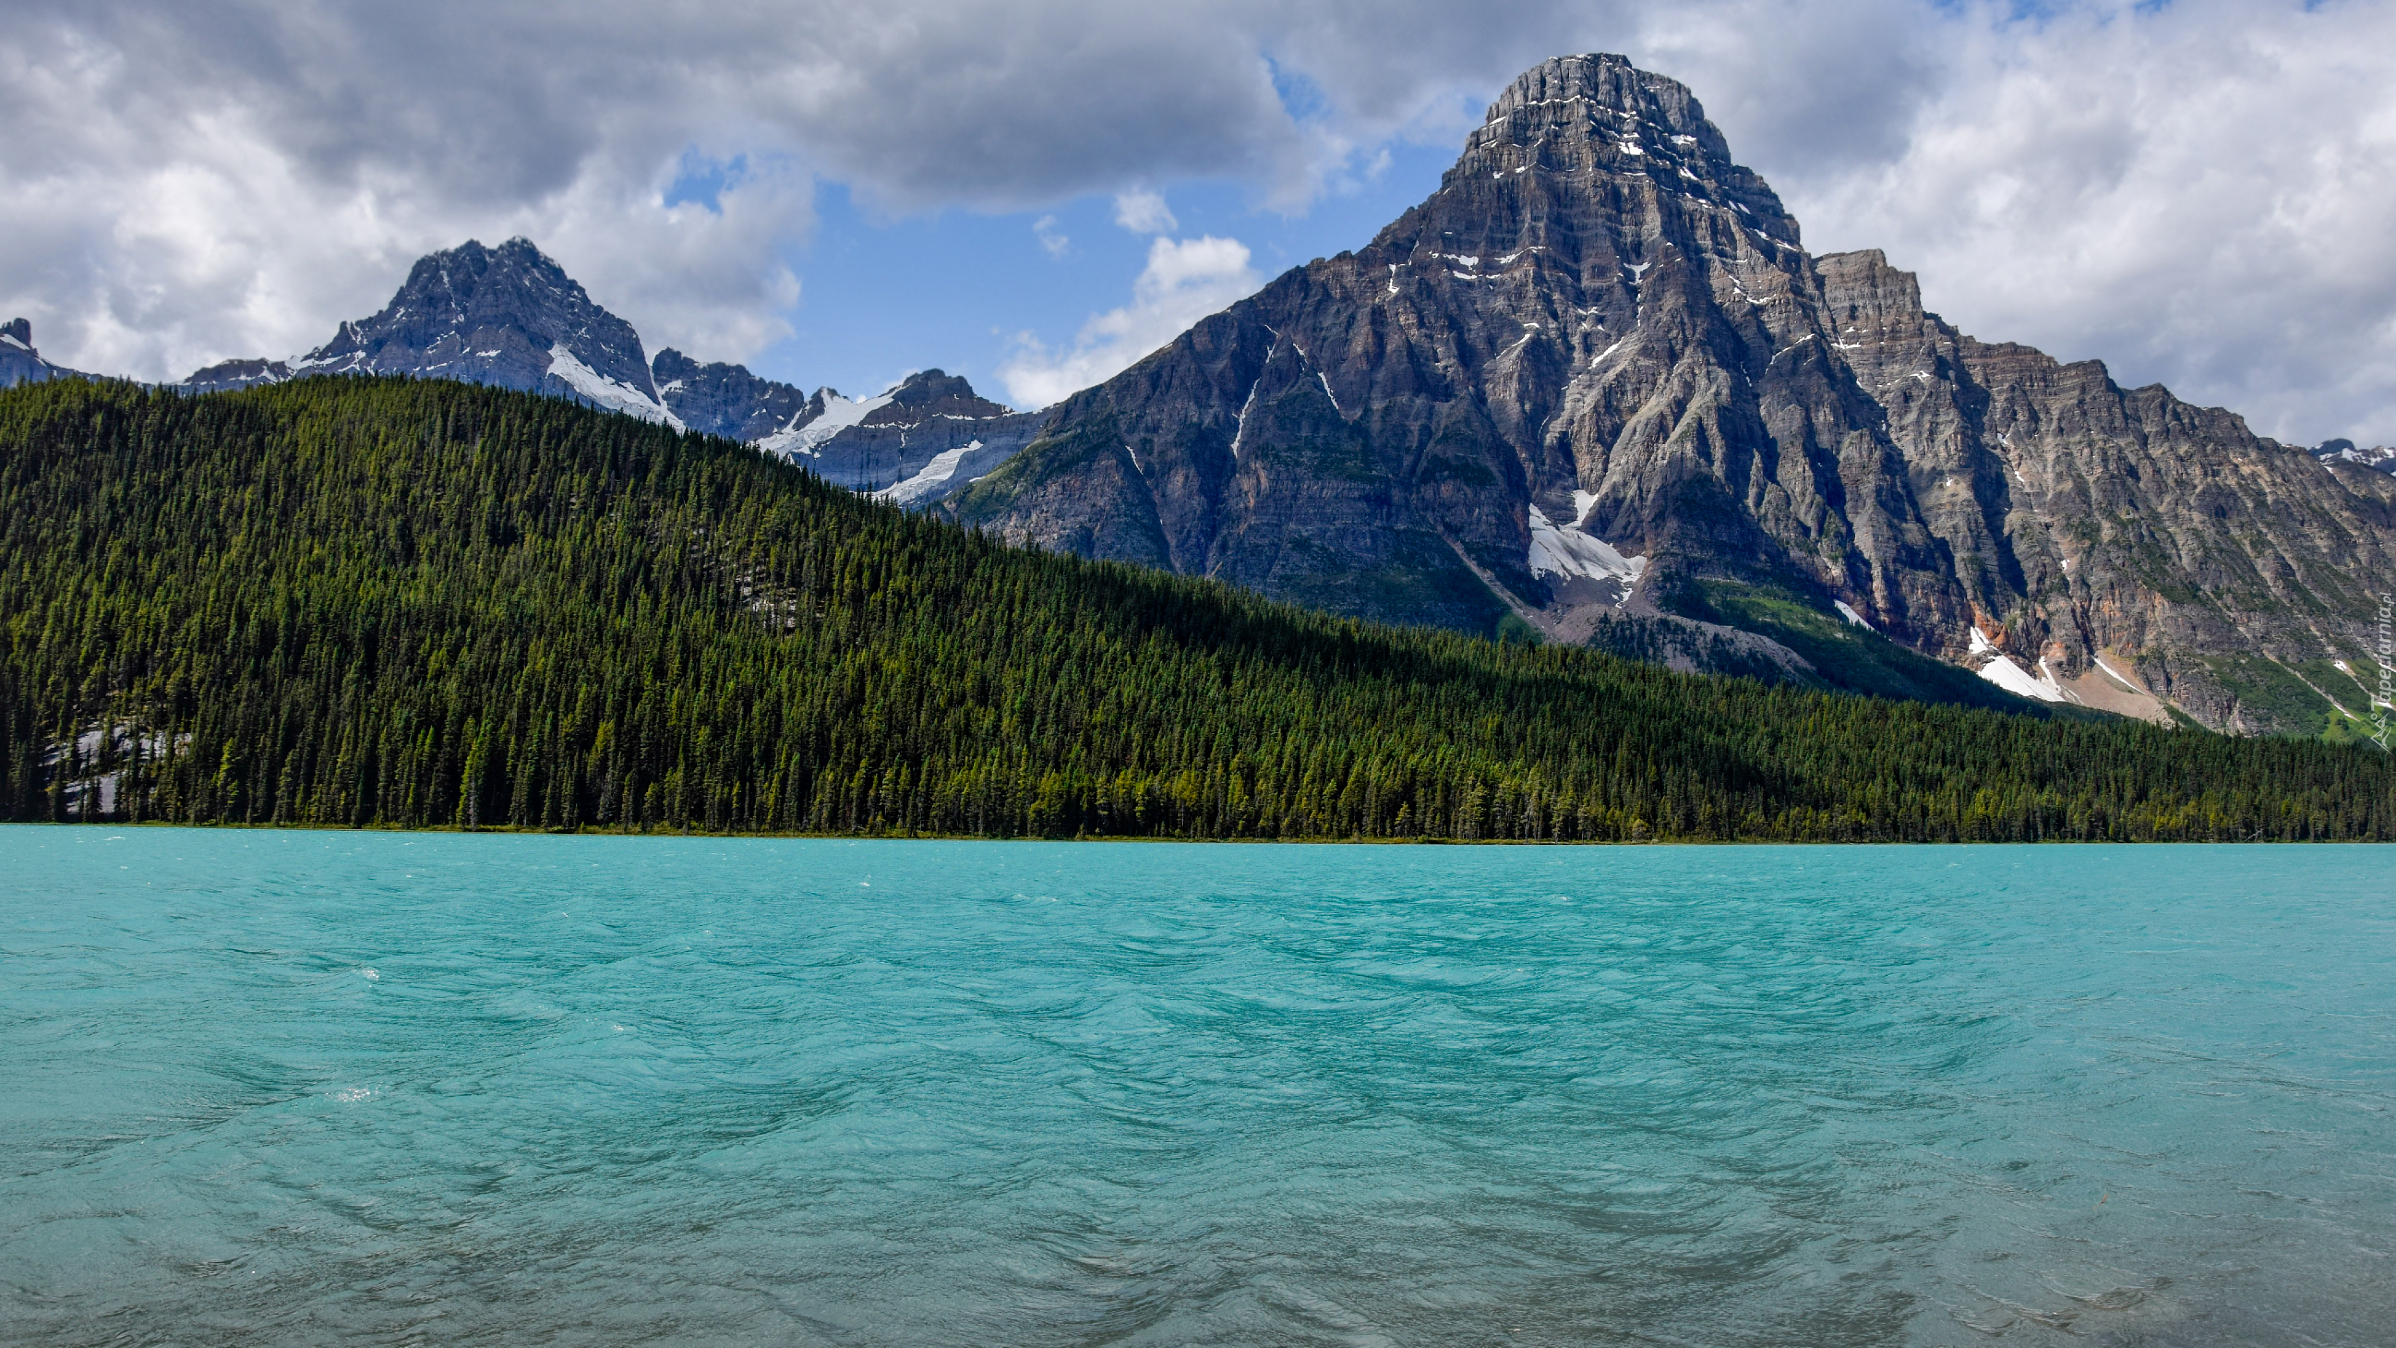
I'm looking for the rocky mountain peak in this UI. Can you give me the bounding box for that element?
[0,317,44,388]
[951,50,2396,735]
[0,317,91,388]
[180,356,297,394]
[651,347,811,441]
[260,236,678,426]
[154,237,1020,508]
[2315,437,2396,475]
[1443,51,1799,246]
[172,236,685,425]
[748,368,1043,508]
[866,369,1014,425]
[1482,53,1717,151]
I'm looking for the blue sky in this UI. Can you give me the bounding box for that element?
[692,143,1461,404]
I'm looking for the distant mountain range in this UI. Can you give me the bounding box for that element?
[10,238,1035,507]
[4,52,2394,737]
[2315,439,2396,476]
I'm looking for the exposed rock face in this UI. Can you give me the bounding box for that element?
[773,369,1045,508]
[175,238,678,426]
[300,238,677,424]
[0,319,96,387]
[953,53,2396,734]
[652,348,812,441]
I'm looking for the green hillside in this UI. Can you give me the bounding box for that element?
[2,376,2389,842]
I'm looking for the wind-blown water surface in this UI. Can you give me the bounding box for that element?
[2,829,2390,1345]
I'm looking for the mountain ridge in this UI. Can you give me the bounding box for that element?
[147,238,1030,508]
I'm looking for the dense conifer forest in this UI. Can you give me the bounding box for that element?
[2,376,2389,841]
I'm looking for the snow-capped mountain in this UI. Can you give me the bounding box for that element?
[214,238,679,426]
[767,370,1046,505]
[2314,438,2396,475]
[166,239,1033,507]
[179,357,296,394]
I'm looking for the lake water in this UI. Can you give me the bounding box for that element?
[2,829,2390,1346]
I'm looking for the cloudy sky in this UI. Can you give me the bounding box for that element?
[5,0,2393,443]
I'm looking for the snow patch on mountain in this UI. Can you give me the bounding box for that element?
[1963,625,2067,702]
[547,345,681,429]
[875,441,983,507]
[1974,652,2065,703]
[1527,504,1647,586]
[2093,654,2146,692]
[2315,438,2396,475]
[763,388,894,459]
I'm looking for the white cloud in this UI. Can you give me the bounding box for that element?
[1113,189,1178,235]
[2,0,2393,441]
[544,161,809,366]
[1034,215,1070,259]
[999,235,1263,408]
[1773,0,2396,445]
[0,6,814,380]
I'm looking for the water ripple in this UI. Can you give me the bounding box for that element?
[2,831,2391,1346]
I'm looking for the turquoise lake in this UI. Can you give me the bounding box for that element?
[2,829,2390,1345]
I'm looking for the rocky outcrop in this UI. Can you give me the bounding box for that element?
[951,52,2396,735]
[652,348,812,441]
[0,319,98,388]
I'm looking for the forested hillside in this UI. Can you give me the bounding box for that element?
[2,377,2388,841]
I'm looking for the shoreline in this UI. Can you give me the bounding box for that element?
[5,820,2387,846]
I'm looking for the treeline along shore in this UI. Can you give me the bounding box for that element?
[2,377,2390,841]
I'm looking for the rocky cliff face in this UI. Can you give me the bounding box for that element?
[770,369,1045,507]
[951,53,2396,735]
[0,319,96,388]
[652,348,812,441]
[296,239,680,425]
